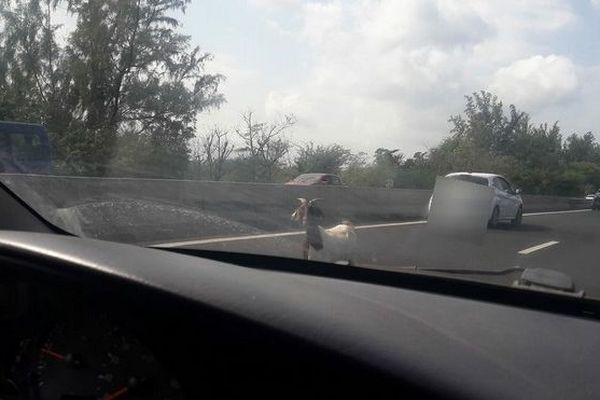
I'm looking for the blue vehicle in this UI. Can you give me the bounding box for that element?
[0,121,52,173]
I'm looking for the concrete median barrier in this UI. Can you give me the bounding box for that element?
[521,194,589,213]
[0,174,589,243]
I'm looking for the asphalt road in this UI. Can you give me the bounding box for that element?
[155,209,600,297]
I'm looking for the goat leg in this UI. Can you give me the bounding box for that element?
[302,238,310,260]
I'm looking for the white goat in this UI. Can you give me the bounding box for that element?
[291,198,357,265]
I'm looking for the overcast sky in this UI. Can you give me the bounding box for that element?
[181,0,600,155]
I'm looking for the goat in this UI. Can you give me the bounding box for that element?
[291,198,357,265]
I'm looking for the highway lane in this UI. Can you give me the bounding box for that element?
[155,209,600,297]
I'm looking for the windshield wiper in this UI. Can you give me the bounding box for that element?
[512,267,585,298]
[405,266,585,298]
[407,266,525,276]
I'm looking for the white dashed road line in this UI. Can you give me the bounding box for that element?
[523,209,591,217]
[354,220,428,230]
[155,231,303,247]
[517,241,560,255]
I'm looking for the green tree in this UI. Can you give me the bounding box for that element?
[563,132,600,163]
[372,148,402,187]
[398,152,435,189]
[374,148,403,167]
[448,91,521,156]
[339,152,375,187]
[0,0,224,176]
[0,0,68,125]
[508,123,563,193]
[294,142,351,174]
[555,162,600,195]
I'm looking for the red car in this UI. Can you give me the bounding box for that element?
[286,173,343,186]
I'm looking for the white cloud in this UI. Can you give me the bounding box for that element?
[489,55,579,108]
[196,53,267,136]
[465,0,575,32]
[247,0,301,10]
[205,0,586,154]
[265,0,580,152]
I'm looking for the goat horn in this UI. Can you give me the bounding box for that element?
[309,198,323,204]
[297,197,307,204]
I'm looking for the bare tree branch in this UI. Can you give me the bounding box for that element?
[201,126,233,181]
[235,111,296,181]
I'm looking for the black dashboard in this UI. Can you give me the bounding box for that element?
[0,231,599,399]
[0,232,435,399]
[2,279,187,400]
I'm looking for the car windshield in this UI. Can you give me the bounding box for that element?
[0,0,598,298]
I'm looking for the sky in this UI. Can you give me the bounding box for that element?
[179,0,600,156]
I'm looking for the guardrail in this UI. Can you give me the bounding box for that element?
[0,174,590,243]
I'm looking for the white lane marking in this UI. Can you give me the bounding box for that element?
[152,208,586,248]
[517,241,560,255]
[153,220,428,248]
[157,231,303,247]
[355,220,427,229]
[523,209,590,217]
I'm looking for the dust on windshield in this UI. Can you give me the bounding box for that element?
[0,0,599,297]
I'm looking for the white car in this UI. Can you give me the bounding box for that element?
[429,172,524,228]
[586,190,600,210]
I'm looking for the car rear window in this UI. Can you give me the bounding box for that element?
[293,174,320,183]
[450,175,489,186]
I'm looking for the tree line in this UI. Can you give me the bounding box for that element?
[1,1,599,196]
[189,92,600,196]
[426,91,600,196]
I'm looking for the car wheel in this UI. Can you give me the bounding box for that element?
[511,206,523,227]
[488,206,500,229]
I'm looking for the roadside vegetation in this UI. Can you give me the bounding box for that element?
[1,1,599,196]
[184,90,600,197]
